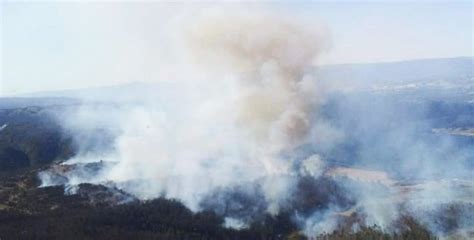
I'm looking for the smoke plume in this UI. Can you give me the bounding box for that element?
[44,10,330,212]
[38,7,473,238]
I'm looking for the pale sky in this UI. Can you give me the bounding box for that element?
[1,1,473,95]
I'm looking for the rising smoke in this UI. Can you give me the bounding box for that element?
[108,11,329,214]
[39,7,473,238]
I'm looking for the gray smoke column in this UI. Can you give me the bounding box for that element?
[45,11,330,214]
[180,13,329,214]
[188,15,325,144]
[37,8,474,237]
[186,12,328,172]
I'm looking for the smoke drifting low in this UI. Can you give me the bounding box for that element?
[39,8,473,238]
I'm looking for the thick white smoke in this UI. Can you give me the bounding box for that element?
[39,7,473,238]
[185,12,327,174]
[47,11,330,214]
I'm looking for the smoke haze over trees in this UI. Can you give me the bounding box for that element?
[1,2,473,239]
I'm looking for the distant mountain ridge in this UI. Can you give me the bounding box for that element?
[17,57,473,101]
[318,56,473,84]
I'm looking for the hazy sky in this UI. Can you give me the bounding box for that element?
[1,1,472,95]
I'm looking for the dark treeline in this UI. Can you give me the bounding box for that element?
[0,177,438,240]
[0,197,438,240]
